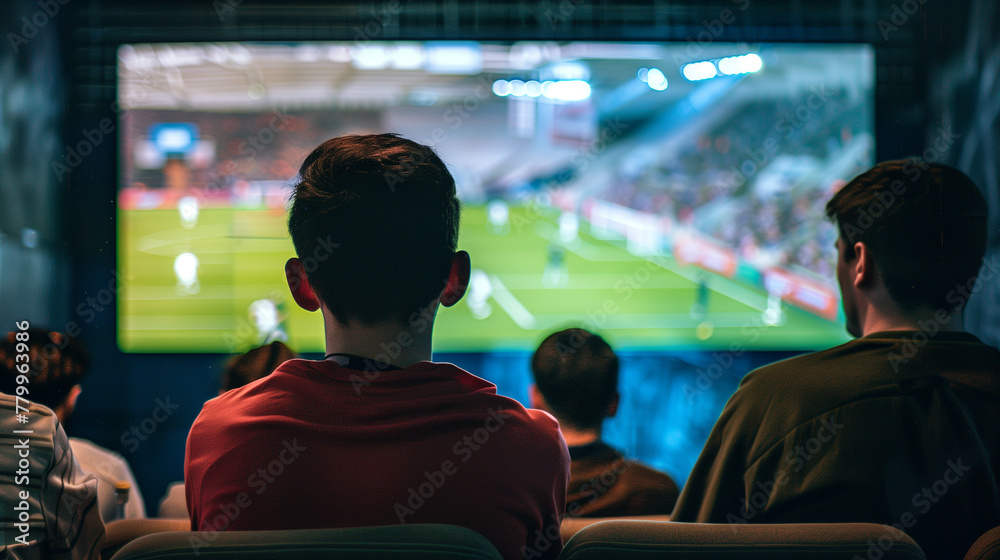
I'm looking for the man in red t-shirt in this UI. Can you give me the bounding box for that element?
[184,134,570,560]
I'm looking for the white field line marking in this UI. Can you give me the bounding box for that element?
[488,274,537,329]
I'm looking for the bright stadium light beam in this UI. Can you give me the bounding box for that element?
[509,79,526,97]
[542,80,591,101]
[391,44,424,69]
[352,46,390,69]
[682,61,717,81]
[525,80,543,97]
[646,67,668,91]
[718,53,764,76]
[492,79,512,96]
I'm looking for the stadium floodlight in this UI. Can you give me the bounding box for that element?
[549,61,589,81]
[492,79,512,96]
[682,61,718,81]
[496,79,592,101]
[525,80,543,97]
[425,42,483,74]
[718,53,763,76]
[352,46,390,69]
[541,80,591,101]
[391,44,424,69]
[646,67,668,91]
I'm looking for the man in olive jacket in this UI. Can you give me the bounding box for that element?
[671,160,1000,560]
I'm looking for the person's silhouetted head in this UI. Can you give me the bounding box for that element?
[0,328,90,423]
[220,340,298,394]
[285,133,463,326]
[826,160,987,335]
[530,328,619,433]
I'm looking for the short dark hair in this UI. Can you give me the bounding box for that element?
[221,340,297,393]
[531,328,619,431]
[0,328,90,410]
[825,159,987,311]
[287,133,461,324]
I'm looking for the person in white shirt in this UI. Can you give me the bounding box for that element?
[1,334,104,559]
[0,328,146,522]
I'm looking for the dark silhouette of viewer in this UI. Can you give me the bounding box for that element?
[184,134,569,560]
[530,328,679,517]
[671,160,1000,560]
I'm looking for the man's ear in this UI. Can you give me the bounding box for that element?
[54,385,83,425]
[606,392,620,419]
[528,384,547,411]
[440,250,471,308]
[852,242,876,288]
[65,384,82,415]
[285,258,321,312]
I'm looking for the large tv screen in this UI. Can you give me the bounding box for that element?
[117,41,874,353]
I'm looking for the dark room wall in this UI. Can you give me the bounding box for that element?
[0,0,71,330]
[925,0,1000,348]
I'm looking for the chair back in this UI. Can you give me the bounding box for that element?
[966,526,1000,560]
[559,521,927,560]
[110,524,503,560]
[561,515,671,542]
[102,518,191,559]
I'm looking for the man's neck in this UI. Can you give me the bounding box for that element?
[859,300,964,337]
[321,309,435,368]
[560,426,601,448]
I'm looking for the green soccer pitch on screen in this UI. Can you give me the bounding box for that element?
[117,41,872,353]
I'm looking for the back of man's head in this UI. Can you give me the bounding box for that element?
[531,328,619,432]
[825,159,987,312]
[287,133,461,325]
[0,328,90,411]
